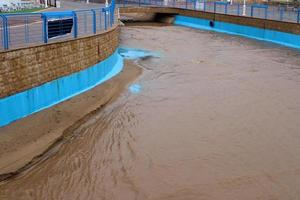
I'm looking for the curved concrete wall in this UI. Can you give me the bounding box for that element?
[120,7,300,49]
[120,7,300,35]
[174,15,300,49]
[0,26,121,127]
[0,50,123,127]
[0,26,119,99]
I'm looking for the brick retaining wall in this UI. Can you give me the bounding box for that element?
[0,26,119,99]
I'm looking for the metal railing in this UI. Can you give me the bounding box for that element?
[5,13,44,49]
[0,0,116,51]
[117,0,300,23]
[0,15,5,51]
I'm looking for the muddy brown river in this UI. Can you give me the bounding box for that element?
[1,25,300,200]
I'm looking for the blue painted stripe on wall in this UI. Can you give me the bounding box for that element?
[0,50,123,127]
[174,15,300,49]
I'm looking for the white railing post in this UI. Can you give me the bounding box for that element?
[242,0,246,16]
[164,0,168,6]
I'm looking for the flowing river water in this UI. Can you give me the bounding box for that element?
[1,25,300,200]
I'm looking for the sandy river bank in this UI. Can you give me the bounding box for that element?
[1,24,300,199]
[0,61,142,180]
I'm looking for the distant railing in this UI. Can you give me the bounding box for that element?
[0,0,116,51]
[118,0,300,23]
[0,15,5,50]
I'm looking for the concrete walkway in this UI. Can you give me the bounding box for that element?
[48,0,105,11]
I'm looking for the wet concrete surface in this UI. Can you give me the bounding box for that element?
[1,25,300,199]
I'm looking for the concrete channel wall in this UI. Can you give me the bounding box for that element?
[0,25,120,127]
[1,6,299,126]
[120,6,300,35]
[0,26,119,99]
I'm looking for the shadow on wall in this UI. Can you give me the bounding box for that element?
[120,12,176,24]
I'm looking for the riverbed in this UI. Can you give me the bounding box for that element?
[1,25,300,200]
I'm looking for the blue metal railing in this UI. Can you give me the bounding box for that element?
[118,0,300,23]
[0,15,5,50]
[74,10,94,36]
[251,4,268,19]
[5,13,44,48]
[214,1,228,14]
[0,0,116,51]
[1,0,299,51]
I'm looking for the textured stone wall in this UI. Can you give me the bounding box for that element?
[0,26,119,99]
[120,7,300,34]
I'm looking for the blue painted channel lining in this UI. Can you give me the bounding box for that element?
[0,50,123,127]
[174,15,300,49]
